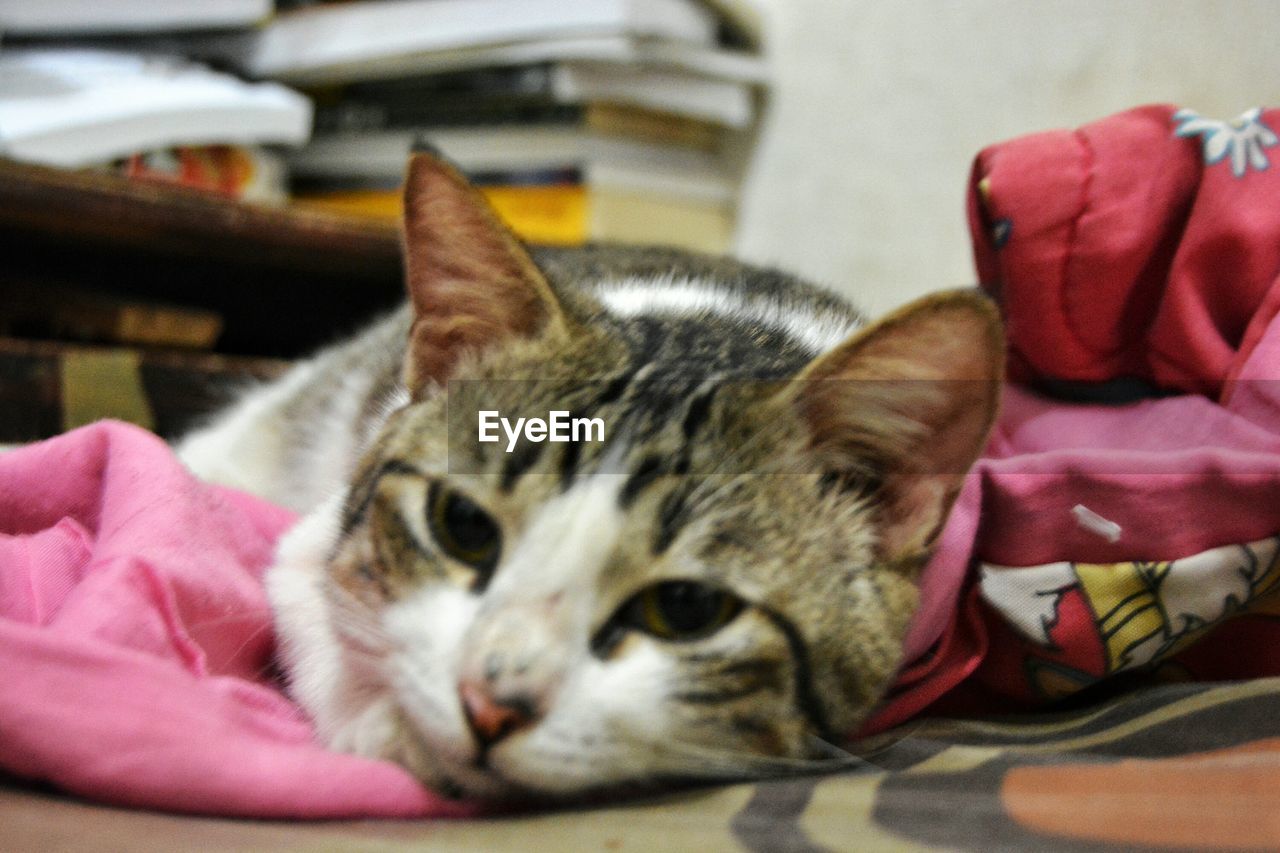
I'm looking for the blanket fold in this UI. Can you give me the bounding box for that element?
[0,421,465,818]
[870,104,1280,732]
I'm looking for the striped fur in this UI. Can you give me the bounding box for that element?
[179,154,1001,801]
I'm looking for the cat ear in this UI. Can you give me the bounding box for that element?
[791,290,1003,564]
[400,151,568,396]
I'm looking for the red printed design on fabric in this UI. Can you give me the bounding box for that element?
[864,105,1280,735]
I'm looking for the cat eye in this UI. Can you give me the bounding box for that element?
[627,581,741,641]
[426,483,501,576]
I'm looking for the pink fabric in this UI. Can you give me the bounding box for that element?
[870,104,1280,732]
[0,420,469,818]
[876,384,1280,730]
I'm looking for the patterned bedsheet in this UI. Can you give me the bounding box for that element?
[5,676,1277,851]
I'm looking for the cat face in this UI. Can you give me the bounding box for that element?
[267,153,1003,800]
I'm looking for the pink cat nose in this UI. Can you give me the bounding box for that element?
[459,681,534,746]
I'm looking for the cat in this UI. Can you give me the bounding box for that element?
[178,152,1003,801]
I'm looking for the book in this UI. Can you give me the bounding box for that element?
[294,179,733,253]
[553,62,753,128]
[591,185,733,251]
[287,125,736,203]
[188,33,768,89]
[585,104,722,151]
[0,49,312,168]
[0,0,271,34]
[297,180,590,247]
[309,65,747,137]
[273,0,763,48]
[196,0,720,82]
[312,61,753,130]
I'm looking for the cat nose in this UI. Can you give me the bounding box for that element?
[459,681,535,747]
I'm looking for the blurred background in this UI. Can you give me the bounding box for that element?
[737,0,1280,315]
[1,0,1277,438]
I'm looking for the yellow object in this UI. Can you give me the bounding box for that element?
[60,348,155,432]
[480,184,587,246]
[295,184,589,246]
[294,182,735,251]
[293,189,402,221]
[1073,561,1172,672]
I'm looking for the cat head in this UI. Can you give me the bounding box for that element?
[304,153,1002,800]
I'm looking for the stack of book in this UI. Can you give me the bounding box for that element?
[0,0,765,376]
[194,0,768,253]
[3,0,766,253]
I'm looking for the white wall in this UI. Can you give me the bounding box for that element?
[734,0,1280,316]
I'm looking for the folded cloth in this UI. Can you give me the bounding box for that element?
[865,104,1280,733]
[967,104,1280,399]
[0,420,468,818]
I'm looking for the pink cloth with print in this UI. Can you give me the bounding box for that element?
[868,104,1280,731]
[0,421,468,818]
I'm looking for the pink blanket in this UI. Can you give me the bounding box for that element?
[0,420,469,818]
[865,104,1280,731]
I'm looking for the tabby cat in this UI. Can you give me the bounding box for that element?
[178,153,1003,800]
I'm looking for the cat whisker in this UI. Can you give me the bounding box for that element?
[181,607,274,631]
[325,583,391,632]
[325,597,394,657]
[610,729,861,781]
[171,610,279,679]
[216,622,277,671]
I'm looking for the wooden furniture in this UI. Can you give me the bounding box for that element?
[0,160,406,440]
